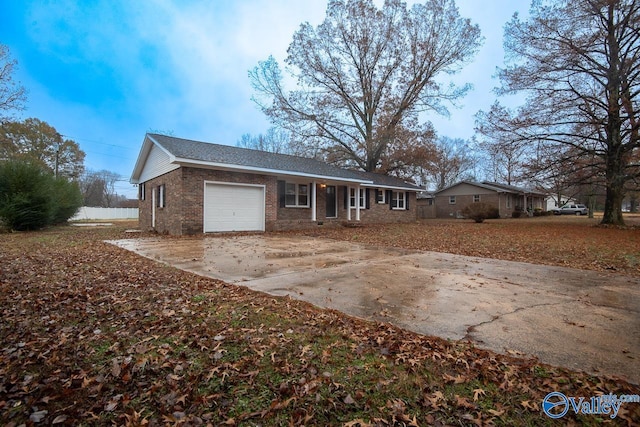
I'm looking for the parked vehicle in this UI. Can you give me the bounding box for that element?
[551,204,588,215]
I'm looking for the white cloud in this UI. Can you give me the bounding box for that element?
[118,0,328,143]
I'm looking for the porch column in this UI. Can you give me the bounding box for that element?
[347,186,351,221]
[355,184,361,221]
[311,181,317,222]
[523,193,528,216]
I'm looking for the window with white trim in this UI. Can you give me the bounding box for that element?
[157,184,165,208]
[376,189,386,204]
[391,191,406,209]
[449,196,456,204]
[349,188,366,208]
[139,183,145,201]
[285,182,309,207]
[473,194,480,203]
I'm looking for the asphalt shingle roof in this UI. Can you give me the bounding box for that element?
[148,133,421,190]
[434,180,546,195]
[481,181,546,196]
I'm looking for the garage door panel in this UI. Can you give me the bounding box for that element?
[204,183,265,232]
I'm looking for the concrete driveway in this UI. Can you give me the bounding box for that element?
[110,235,640,384]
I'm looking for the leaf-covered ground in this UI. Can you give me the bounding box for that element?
[1,219,639,426]
[291,216,640,276]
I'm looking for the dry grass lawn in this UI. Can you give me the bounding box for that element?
[0,217,639,426]
[289,215,640,276]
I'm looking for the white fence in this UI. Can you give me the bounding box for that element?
[71,207,139,221]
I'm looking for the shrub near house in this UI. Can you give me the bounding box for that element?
[0,161,82,230]
[462,202,499,223]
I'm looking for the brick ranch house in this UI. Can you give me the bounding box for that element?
[418,181,547,219]
[130,134,422,234]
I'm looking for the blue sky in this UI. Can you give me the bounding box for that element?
[1,0,530,198]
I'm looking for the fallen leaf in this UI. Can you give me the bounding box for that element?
[52,415,68,424]
[473,388,486,401]
[344,394,356,404]
[29,410,48,423]
[111,358,121,378]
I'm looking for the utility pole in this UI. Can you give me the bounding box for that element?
[54,133,61,178]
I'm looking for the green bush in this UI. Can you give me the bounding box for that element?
[51,177,83,224]
[0,161,82,230]
[462,202,499,223]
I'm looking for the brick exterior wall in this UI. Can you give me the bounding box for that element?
[181,168,278,234]
[138,168,277,235]
[435,193,502,218]
[138,168,184,235]
[434,193,517,218]
[357,190,416,223]
[138,167,417,234]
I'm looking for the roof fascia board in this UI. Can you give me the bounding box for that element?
[361,183,421,191]
[130,137,153,183]
[174,158,373,184]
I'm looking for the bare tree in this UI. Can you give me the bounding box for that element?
[236,127,292,154]
[0,45,27,121]
[422,136,474,190]
[480,0,640,225]
[475,103,533,186]
[79,170,122,207]
[250,0,482,174]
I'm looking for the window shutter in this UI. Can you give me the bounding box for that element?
[405,192,409,210]
[387,190,392,210]
[365,188,370,209]
[343,186,348,209]
[375,189,380,203]
[277,180,286,208]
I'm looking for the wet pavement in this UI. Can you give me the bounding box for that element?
[109,235,640,384]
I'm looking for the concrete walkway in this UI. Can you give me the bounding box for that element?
[109,235,640,384]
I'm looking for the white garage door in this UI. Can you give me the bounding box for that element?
[204,183,265,232]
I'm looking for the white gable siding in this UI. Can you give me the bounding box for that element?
[139,144,180,183]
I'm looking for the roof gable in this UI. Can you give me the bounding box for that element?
[136,141,180,183]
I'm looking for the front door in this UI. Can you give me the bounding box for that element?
[325,185,337,218]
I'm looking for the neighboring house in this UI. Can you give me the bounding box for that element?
[130,134,421,234]
[427,181,547,219]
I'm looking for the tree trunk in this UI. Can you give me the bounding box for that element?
[602,185,624,225]
[601,155,625,225]
[601,5,625,227]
